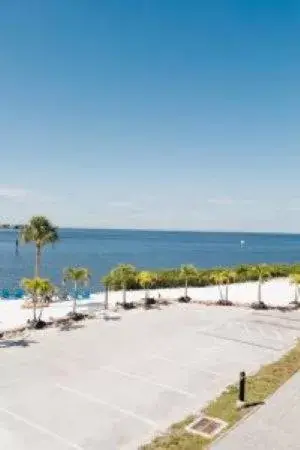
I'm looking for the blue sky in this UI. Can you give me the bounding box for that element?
[0,0,300,231]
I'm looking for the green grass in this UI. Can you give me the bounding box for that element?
[141,341,300,449]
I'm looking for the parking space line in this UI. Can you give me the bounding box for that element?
[253,325,284,342]
[56,384,157,427]
[150,337,223,356]
[252,313,300,322]
[197,330,284,351]
[253,325,269,340]
[99,365,196,398]
[0,406,83,450]
[150,355,220,376]
[231,320,295,341]
[251,319,300,333]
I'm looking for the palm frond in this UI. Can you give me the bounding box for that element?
[20,216,58,246]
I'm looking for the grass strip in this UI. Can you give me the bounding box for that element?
[141,341,300,449]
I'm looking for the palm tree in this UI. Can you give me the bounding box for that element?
[104,286,109,310]
[138,271,154,299]
[108,264,137,306]
[290,273,300,303]
[101,276,111,310]
[251,264,270,304]
[179,264,198,298]
[63,267,91,313]
[224,270,237,302]
[210,270,228,301]
[21,277,54,323]
[21,216,58,277]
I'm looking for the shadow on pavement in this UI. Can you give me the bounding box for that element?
[0,338,37,348]
[244,401,265,409]
[59,323,85,332]
[78,302,103,309]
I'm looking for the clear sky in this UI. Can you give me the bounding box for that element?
[0,0,300,231]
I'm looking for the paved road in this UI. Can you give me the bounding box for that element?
[0,304,299,449]
[212,370,300,450]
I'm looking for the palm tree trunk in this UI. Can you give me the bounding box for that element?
[122,284,126,306]
[73,281,77,313]
[258,277,262,303]
[104,287,109,310]
[218,284,223,301]
[225,283,229,301]
[295,284,299,303]
[38,302,45,321]
[33,296,37,322]
[184,278,188,298]
[35,245,41,277]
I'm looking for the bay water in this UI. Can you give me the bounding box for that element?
[1,228,300,290]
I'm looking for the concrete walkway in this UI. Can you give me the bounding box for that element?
[212,370,300,450]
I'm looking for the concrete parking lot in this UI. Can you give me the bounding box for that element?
[0,303,299,449]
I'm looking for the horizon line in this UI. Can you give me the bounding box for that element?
[45,226,300,236]
[2,224,300,235]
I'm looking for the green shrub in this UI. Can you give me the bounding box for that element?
[102,263,299,291]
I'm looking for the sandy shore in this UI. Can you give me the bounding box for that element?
[0,277,295,332]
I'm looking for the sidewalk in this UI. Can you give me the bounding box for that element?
[211,370,300,449]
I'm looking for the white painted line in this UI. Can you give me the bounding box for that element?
[100,365,196,398]
[0,406,83,450]
[241,323,251,337]
[56,384,156,427]
[253,325,267,339]
[254,325,285,343]
[150,355,220,377]
[224,320,287,343]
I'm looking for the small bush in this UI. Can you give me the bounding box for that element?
[178,296,191,303]
[66,312,85,321]
[251,301,269,310]
[144,297,156,309]
[145,297,156,305]
[158,299,172,306]
[217,299,233,306]
[27,319,47,329]
[122,302,136,310]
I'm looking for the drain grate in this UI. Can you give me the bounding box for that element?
[185,415,227,439]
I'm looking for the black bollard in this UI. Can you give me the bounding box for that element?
[239,371,246,402]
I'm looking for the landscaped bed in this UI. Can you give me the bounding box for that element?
[141,340,300,449]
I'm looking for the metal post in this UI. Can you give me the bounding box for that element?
[239,371,246,402]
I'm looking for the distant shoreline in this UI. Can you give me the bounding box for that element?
[15,226,300,236]
[0,224,23,230]
[1,224,300,235]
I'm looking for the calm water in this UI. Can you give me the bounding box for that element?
[1,228,300,290]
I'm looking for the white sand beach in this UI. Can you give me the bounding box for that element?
[0,277,295,332]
